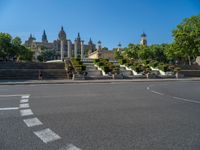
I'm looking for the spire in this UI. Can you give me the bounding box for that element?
[78,32,80,38]
[42,30,48,43]
[29,34,36,41]
[88,38,93,44]
[76,32,81,42]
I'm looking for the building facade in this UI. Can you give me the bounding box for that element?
[25,27,96,61]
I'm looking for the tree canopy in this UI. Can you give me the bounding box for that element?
[116,14,200,65]
[173,14,200,65]
[0,33,33,61]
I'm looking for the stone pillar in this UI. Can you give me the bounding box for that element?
[67,40,71,58]
[74,40,77,58]
[81,40,84,59]
[60,40,64,61]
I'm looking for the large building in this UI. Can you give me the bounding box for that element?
[25,27,96,61]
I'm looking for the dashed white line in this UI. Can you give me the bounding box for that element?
[172,96,200,104]
[147,86,200,105]
[34,128,61,143]
[23,117,43,127]
[21,95,30,99]
[19,103,30,108]
[59,144,81,150]
[20,99,29,103]
[20,109,33,116]
[0,107,19,111]
[151,90,164,96]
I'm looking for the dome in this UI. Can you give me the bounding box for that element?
[141,32,147,37]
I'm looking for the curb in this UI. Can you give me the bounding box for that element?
[0,78,200,85]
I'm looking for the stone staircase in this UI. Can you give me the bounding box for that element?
[82,61,111,80]
[120,67,134,79]
[0,62,67,80]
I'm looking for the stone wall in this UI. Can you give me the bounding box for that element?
[0,62,67,80]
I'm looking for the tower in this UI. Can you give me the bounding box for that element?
[42,30,48,43]
[140,32,147,46]
[97,40,102,50]
[74,33,81,58]
[117,42,122,52]
[88,38,94,53]
[27,34,36,46]
[77,33,81,41]
[58,26,67,61]
[58,26,67,41]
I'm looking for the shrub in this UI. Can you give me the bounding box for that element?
[71,58,86,74]
[112,66,120,74]
[158,64,169,72]
[101,66,110,73]
[169,65,175,71]
[94,59,100,63]
[82,65,86,71]
[174,67,181,72]
[118,59,127,65]
[150,60,159,68]
[132,65,143,73]
[143,59,151,65]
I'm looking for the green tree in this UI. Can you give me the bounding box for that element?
[37,50,55,62]
[0,33,33,61]
[12,37,22,59]
[173,14,200,65]
[149,44,166,62]
[0,33,12,60]
[102,47,109,51]
[123,44,140,59]
[138,46,153,60]
[18,46,33,61]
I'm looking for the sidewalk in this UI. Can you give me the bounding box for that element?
[0,78,200,85]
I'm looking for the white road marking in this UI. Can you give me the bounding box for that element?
[19,103,30,108]
[34,128,61,143]
[151,90,164,96]
[146,87,150,90]
[21,95,30,99]
[0,107,19,111]
[23,118,43,127]
[20,109,33,116]
[20,99,29,103]
[0,94,26,97]
[59,144,81,150]
[172,96,200,104]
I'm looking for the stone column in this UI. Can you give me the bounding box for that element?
[74,40,77,58]
[67,40,71,58]
[81,40,84,59]
[60,40,64,61]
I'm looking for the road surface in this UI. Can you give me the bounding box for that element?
[0,81,200,150]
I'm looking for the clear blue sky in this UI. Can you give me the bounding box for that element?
[0,0,199,49]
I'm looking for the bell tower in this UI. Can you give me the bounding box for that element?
[140,32,147,46]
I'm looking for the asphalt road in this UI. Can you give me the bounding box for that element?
[0,81,200,150]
